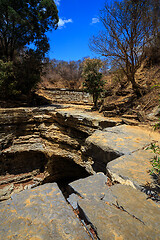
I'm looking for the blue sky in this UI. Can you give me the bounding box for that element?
[47,0,106,61]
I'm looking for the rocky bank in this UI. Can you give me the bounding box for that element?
[0,104,160,239]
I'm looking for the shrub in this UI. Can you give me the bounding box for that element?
[147,143,160,184]
[0,60,20,98]
[147,83,160,184]
[0,50,42,99]
[14,50,42,95]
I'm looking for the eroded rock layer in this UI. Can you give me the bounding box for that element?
[0,105,121,200]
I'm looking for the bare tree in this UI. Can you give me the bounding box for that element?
[42,58,83,89]
[89,0,160,96]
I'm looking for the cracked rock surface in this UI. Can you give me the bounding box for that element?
[68,173,160,240]
[107,149,156,190]
[0,183,90,240]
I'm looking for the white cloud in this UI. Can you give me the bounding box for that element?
[55,0,61,6]
[55,1,73,29]
[91,17,100,24]
[58,18,73,29]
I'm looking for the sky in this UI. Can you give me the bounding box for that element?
[47,0,107,61]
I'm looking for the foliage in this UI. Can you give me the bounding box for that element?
[145,33,160,66]
[0,50,42,98]
[0,60,20,98]
[89,0,160,97]
[0,0,59,61]
[147,143,160,183]
[43,58,109,90]
[0,0,59,99]
[14,49,43,95]
[82,58,104,108]
[112,68,126,89]
[147,83,160,184]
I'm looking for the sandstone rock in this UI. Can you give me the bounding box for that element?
[67,193,79,210]
[122,114,138,120]
[0,130,90,200]
[55,108,121,135]
[0,170,46,201]
[78,189,160,240]
[0,106,57,126]
[0,137,46,177]
[0,183,90,240]
[43,142,90,183]
[103,110,118,117]
[38,122,80,149]
[0,108,33,125]
[1,104,160,240]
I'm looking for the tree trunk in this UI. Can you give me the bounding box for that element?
[93,93,98,109]
[128,74,142,97]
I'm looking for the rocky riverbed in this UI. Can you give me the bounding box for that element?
[0,104,160,239]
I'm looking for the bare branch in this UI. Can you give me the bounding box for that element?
[89,0,160,96]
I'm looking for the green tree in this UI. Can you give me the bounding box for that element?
[0,0,59,61]
[82,58,104,108]
[14,49,43,95]
[0,60,19,98]
[0,0,59,99]
[0,50,42,98]
[89,0,160,97]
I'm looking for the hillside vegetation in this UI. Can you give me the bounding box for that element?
[39,58,160,123]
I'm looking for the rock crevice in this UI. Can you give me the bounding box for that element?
[1,105,120,200]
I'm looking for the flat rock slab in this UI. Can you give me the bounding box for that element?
[69,176,160,240]
[85,125,160,156]
[0,183,90,240]
[55,108,122,134]
[107,149,156,190]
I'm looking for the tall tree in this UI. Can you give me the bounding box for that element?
[0,0,59,61]
[89,0,160,96]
